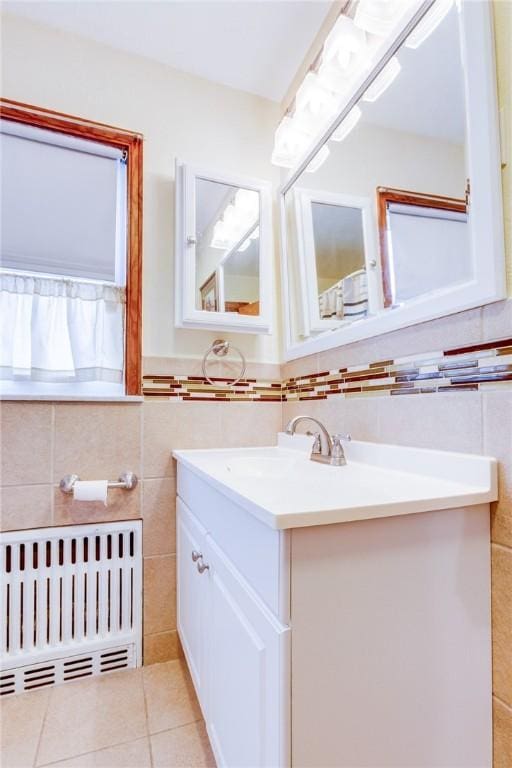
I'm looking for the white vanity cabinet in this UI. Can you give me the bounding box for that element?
[175,444,496,768]
[177,497,290,768]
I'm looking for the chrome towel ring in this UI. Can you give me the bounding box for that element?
[202,339,247,387]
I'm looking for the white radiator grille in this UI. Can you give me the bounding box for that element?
[0,521,142,696]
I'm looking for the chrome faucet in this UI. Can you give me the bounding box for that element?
[284,415,351,467]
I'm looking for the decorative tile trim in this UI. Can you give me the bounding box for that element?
[283,337,512,401]
[142,375,283,402]
[142,337,512,402]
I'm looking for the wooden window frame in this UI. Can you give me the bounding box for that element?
[0,98,143,395]
[376,186,467,308]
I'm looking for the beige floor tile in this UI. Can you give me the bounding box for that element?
[39,737,151,768]
[144,630,183,665]
[0,688,50,768]
[151,722,215,768]
[143,660,201,735]
[36,669,146,766]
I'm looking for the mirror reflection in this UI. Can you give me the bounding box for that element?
[313,201,367,321]
[284,1,468,344]
[195,177,260,315]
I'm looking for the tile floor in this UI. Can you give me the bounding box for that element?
[0,661,216,768]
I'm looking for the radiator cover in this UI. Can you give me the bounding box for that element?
[0,520,142,696]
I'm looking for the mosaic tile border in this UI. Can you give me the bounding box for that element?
[142,374,283,402]
[283,336,512,402]
[142,337,512,402]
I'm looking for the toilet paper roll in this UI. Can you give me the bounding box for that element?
[73,480,108,506]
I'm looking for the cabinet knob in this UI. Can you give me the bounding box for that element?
[191,550,202,562]
[197,560,209,574]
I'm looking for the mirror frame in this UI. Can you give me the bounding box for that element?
[294,187,380,334]
[175,160,273,333]
[279,0,506,361]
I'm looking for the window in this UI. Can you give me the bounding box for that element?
[376,187,469,309]
[0,99,142,396]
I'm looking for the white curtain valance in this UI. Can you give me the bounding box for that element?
[0,272,126,383]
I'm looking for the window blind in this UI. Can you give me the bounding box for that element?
[388,206,470,303]
[0,120,127,283]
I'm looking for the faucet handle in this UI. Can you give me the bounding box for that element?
[330,433,350,466]
[306,431,322,454]
[332,433,351,444]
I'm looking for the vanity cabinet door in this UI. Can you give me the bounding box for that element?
[176,498,209,708]
[203,533,289,768]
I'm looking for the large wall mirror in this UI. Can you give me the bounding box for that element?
[280,0,505,359]
[175,162,272,333]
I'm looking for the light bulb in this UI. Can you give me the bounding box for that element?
[235,188,259,217]
[221,204,237,237]
[295,73,340,119]
[305,144,330,173]
[210,220,230,249]
[362,56,401,101]
[323,15,366,69]
[330,106,362,142]
[354,0,410,37]
[271,115,312,167]
[238,238,251,252]
[405,0,453,49]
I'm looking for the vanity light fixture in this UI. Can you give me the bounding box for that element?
[270,0,427,170]
[322,15,366,70]
[362,56,401,101]
[210,219,230,250]
[271,114,313,168]
[405,0,454,49]
[234,188,259,218]
[354,0,410,36]
[294,72,342,136]
[237,238,251,252]
[305,144,330,173]
[210,189,259,250]
[330,106,362,142]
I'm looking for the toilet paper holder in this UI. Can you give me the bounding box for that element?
[59,471,138,494]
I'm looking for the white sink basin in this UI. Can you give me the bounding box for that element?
[226,455,299,479]
[173,436,497,530]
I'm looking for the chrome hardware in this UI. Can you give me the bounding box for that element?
[186,235,197,245]
[331,434,351,466]
[307,431,322,455]
[202,339,247,387]
[369,259,377,268]
[59,471,138,494]
[197,560,209,574]
[285,416,349,467]
[191,550,202,562]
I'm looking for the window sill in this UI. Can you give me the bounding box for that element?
[0,394,143,402]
